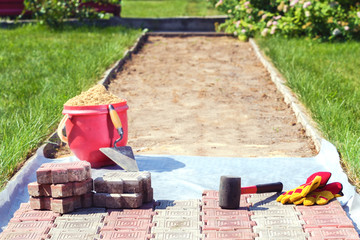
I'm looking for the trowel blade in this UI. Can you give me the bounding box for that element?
[100,146,139,172]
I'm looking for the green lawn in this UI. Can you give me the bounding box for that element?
[0,25,142,189]
[0,0,221,191]
[256,36,360,188]
[121,0,222,17]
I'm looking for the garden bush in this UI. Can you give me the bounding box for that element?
[210,0,360,41]
[22,0,121,27]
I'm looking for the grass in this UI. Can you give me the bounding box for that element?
[256,36,360,188]
[120,0,222,18]
[0,24,142,189]
[0,0,222,191]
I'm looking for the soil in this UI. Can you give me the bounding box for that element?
[107,36,317,157]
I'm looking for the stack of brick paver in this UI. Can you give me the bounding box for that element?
[93,171,153,209]
[28,161,93,213]
[28,162,154,213]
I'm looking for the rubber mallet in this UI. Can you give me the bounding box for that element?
[219,175,283,209]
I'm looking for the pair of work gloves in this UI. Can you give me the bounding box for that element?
[277,172,343,206]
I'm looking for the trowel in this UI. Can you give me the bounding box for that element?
[100,104,139,171]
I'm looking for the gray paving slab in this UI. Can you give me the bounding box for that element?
[152,218,201,232]
[0,231,47,240]
[151,200,202,239]
[254,226,308,240]
[154,209,201,219]
[47,231,100,240]
[155,200,201,210]
[203,230,256,240]
[252,216,305,228]
[252,207,301,217]
[151,231,202,240]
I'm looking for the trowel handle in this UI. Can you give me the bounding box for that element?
[109,104,123,140]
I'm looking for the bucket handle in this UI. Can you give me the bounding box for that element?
[57,114,69,143]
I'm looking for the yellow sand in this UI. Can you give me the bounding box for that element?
[65,85,125,106]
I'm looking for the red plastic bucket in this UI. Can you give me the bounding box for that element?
[58,101,129,168]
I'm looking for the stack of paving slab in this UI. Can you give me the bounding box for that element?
[93,171,153,209]
[28,161,154,213]
[28,161,93,213]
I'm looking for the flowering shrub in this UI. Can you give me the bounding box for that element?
[210,0,360,41]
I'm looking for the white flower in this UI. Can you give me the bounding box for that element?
[305,11,310,17]
[215,0,223,8]
[261,28,269,37]
[332,28,341,36]
[357,11,360,18]
[290,0,298,7]
[270,26,277,34]
[274,15,282,20]
[241,29,247,33]
[303,1,311,8]
[267,20,273,27]
[344,26,349,31]
[283,5,289,12]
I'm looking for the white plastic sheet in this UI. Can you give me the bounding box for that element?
[0,139,359,233]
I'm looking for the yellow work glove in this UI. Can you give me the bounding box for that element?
[302,182,343,206]
[276,172,332,204]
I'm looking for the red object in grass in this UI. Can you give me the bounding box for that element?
[0,0,121,18]
[0,0,29,17]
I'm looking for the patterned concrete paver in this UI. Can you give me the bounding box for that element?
[249,193,307,240]
[1,191,359,240]
[47,208,106,240]
[151,200,203,240]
